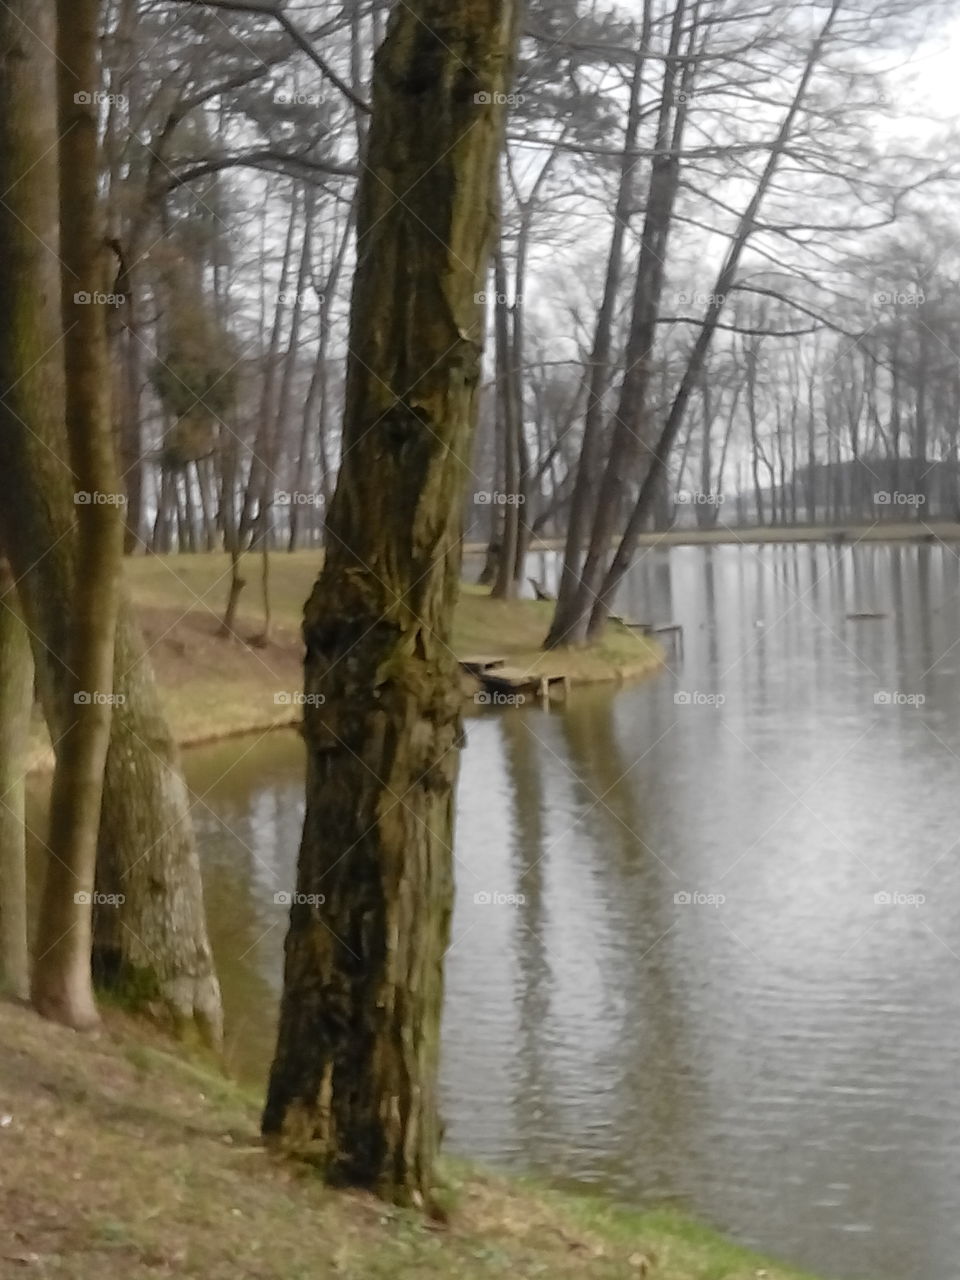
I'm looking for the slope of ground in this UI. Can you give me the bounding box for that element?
[0,1000,833,1280]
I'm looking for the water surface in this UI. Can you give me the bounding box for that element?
[140,544,960,1279]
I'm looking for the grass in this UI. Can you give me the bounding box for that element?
[0,998,833,1280]
[452,582,661,680]
[21,551,659,763]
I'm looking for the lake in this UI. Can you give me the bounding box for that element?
[100,543,960,1279]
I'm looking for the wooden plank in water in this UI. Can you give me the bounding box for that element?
[459,655,508,675]
[651,623,684,657]
[610,615,654,633]
[476,666,570,702]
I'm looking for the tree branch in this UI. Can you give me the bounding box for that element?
[166,148,357,189]
[174,0,371,114]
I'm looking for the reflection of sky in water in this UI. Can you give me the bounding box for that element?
[178,543,960,1280]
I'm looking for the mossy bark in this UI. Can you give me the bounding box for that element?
[262,0,520,1203]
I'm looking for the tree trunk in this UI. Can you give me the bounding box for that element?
[219,429,246,637]
[551,0,691,644]
[586,0,844,638]
[240,190,299,546]
[695,369,714,528]
[152,468,175,552]
[490,243,521,599]
[747,344,766,526]
[103,0,143,555]
[545,24,649,648]
[476,393,505,586]
[28,0,125,1031]
[289,202,354,551]
[0,558,32,1002]
[89,611,223,1042]
[0,1,222,1041]
[262,0,520,1204]
[510,203,535,583]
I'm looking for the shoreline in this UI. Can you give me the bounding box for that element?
[25,556,663,773]
[0,999,833,1280]
[467,519,960,552]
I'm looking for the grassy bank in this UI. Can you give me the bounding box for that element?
[0,999,830,1280]
[24,550,655,760]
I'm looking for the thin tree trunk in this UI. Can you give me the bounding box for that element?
[586,0,845,638]
[196,457,218,551]
[219,428,246,637]
[551,0,692,644]
[545,21,649,648]
[153,468,175,552]
[747,344,766,526]
[31,0,124,1031]
[289,202,355,551]
[0,557,32,1002]
[105,0,142,554]
[490,242,521,598]
[510,196,537,583]
[806,362,818,521]
[715,384,739,525]
[240,189,299,545]
[256,192,314,633]
[476,393,504,585]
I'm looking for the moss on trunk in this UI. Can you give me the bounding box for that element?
[262,0,521,1204]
